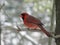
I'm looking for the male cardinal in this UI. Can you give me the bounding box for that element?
[20,12,52,37]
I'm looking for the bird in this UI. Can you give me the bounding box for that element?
[20,12,53,37]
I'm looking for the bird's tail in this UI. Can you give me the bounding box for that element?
[38,25,53,37]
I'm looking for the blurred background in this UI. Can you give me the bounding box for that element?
[0,0,56,45]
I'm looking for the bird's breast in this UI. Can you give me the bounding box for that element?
[24,21,40,30]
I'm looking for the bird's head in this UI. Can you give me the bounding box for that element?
[20,12,29,20]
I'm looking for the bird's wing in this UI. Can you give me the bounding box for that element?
[26,15,43,26]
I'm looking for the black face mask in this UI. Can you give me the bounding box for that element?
[21,14,25,20]
[22,17,24,20]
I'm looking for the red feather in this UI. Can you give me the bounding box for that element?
[20,12,52,37]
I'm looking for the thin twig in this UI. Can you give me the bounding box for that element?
[16,24,21,32]
[0,3,5,10]
[53,35,60,38]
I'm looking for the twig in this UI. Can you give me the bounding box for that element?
[0,3,5,10]
[15,23,60,39]
[16,24,21,32]
[53,35,60,38]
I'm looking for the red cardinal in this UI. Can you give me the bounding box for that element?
[20,12,52,37]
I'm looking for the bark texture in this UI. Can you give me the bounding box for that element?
[55,0,60,45]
